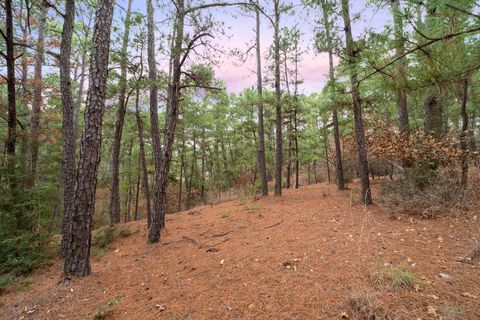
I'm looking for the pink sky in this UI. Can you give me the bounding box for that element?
[202,0,390,94]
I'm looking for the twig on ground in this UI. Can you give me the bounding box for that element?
[264,220,284,229]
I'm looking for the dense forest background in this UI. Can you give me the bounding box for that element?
[0,0,479,282]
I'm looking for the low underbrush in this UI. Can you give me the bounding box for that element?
[379,165,479,218]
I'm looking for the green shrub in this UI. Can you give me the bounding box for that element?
[0,167,56,276]
[93,227,115,249]
[117,226,132,238]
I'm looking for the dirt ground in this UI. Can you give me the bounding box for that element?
[1,181,479,320]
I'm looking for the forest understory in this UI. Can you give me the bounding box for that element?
[1,180,479,320]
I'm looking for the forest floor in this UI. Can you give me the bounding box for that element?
[1,181,480,320]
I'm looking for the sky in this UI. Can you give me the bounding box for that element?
[123,0,392,94]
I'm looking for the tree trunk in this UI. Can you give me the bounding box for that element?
[460,79,469,189]
[134,88,152,227]
[134,163,141,221]
[63,0,115,276]
[5,0,16,163]
[424,94,444,138]
[341,0,372,204]
[146,0,163,227]
[30,1,48,186]
[178,130,186,212]
[148,0,185,243]
[187,131,197,209]
[324,129,331,183]
[391,0,409,134]
[320,0,345,190]
[201,127,206,204]
[273,0,283,196]
[60,0,77,259]
[470,111,477,151]
[74,18,93,145]
[109,0,133,225]
[125,137,134,223]
[255,2,268,196]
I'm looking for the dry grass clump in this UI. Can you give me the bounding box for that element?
[350,290,393,320]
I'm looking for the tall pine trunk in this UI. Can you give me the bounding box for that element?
[134,88,152,227]
[4,0,16,163]
[63,0,115,276]
[109,0,133,225]
[255,3,268,196]
[273,0,283,196]
[30,1,48,185]
[320,0,345,190]
[460,79,469,189]
[60,0,77,258]
[146,0,163,230]
[148,0,184,243]
[391,0,409,134]
[341,0,372,204]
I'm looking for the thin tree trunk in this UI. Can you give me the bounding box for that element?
[149,0,185,243]
[134,88,152,227]
[125,137,134,223]
[273,0,283,196]
[391,0,409,134]
[470,111,477,151]
[60,0,77,259]
[286,131,292,189]
[201,127,206,204]
[187,131,197,209]
[63,0,115,276]
[320,0,345,190]
[178,130,186,212]
[5,0,16,162]
[74,20,92,142]
[134,163,141,221]
[109,0,133,225]
[30,1,48,185]
[324,130,331,183]
[460,79,469,189]
[255,2,268,196]
[341,0,372,204]
[146,0,163,228]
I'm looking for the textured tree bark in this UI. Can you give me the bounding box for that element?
[60,0,77,259]
[178,129,186,212]
[125,137,134,223]
[63,0,115,276]
[391,0,409,134]
[134,165,141,221]
[320,0,345,191]
[201,128,206,204]
[146,0,163,222]
[5,0,16,160]
[187,130,197,209]
[148,0,185,243]
[460,79,469,189]
[424,94,444,138]
[324,133,331,183]
[255,2,268,196]
[134,88,152,227]
[341,0,372,205]
[30,1,48,186]
[109,0,133,225]
[273,0,283,196]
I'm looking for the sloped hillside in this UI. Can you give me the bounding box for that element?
[1,182,479,320]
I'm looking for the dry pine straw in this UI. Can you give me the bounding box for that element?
[1,181,479,320]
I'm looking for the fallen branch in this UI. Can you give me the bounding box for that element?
[212,231,230,237]
[264,220,284,229]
